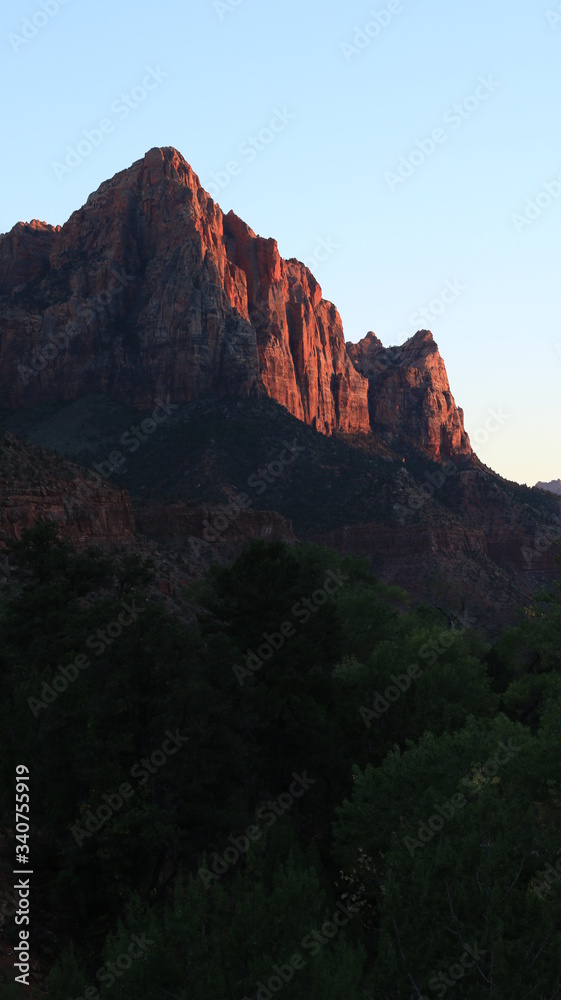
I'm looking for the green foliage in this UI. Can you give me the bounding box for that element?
[333,716,561,997]
[2,526,561,997]
[46,846,366,1000]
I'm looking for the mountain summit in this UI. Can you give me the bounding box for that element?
[2,146,466,460]
[347,329,471,460]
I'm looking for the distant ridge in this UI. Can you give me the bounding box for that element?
[536,479,561,495]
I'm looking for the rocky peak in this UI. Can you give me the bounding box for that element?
[347,329,471,461]
[0,146,369,435]
[0,147,470,455]
[536,480,561,496]
[0,219,60,295]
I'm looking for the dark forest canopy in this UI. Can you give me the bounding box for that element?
[1,524,561,998]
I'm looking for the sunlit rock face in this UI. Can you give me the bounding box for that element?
[0,146,369,436]
[347,330,472,460]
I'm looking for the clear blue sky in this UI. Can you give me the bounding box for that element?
[2,0,560,486]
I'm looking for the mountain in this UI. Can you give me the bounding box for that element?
[536,479,561,496]
[1,146,466,457]
[1,147,368,436]
[1,146,561,635]
[2,391,560,638]
[347,329,471,460]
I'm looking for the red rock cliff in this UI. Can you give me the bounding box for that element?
[347,330,471,460]
[0,147,369,436]
[222,211,370,433]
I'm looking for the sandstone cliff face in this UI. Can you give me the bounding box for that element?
[0,147,369,436]
[0,428,133,547]
[347,330,471,460]
[223,212,370,434]
[133,499,295,548]
[0,484,132,547]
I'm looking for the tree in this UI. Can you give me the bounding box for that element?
[333,714,561,997]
